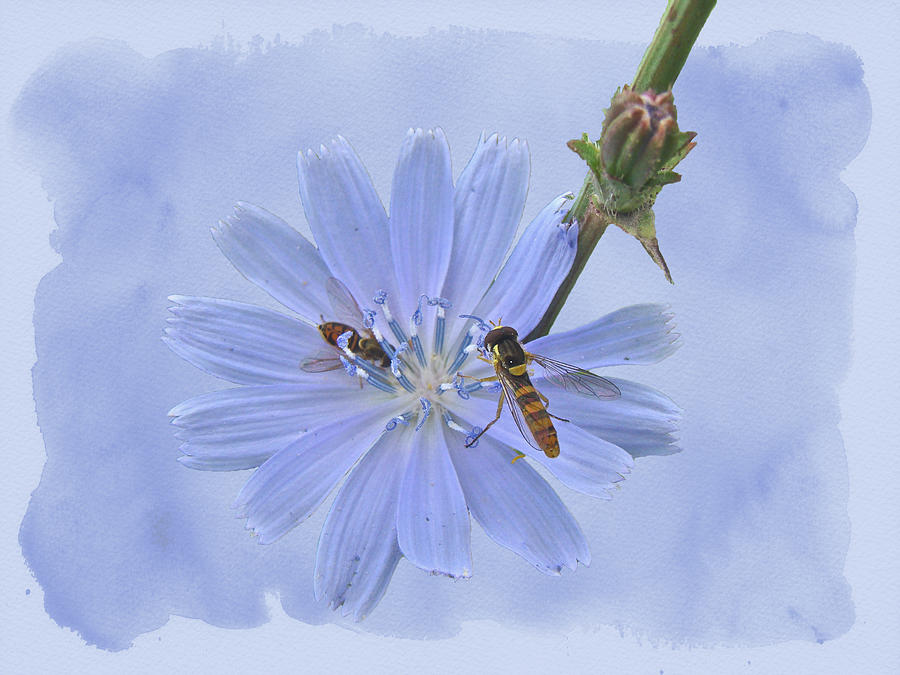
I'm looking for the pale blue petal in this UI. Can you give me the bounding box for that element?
[396,418,472,577]
[178,454,273,471]
[442,133,530,324]
[526,304,680,368]
[315,433,409,621]
[234,399,404,544]
[163,296,321,384]
[170,382,384,471]
[450,394,633,499]
[448,429,590,575]
[297,136,394,306]
[211,202,332,322]
[533,377,681,458]
[473,194,576,338]
[389,128,454,319]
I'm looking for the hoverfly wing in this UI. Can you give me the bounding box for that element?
[300,349,344,373]
[495,367,543,454]
[325,277,366,329]
[528,353,621,400]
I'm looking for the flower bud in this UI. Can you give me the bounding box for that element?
[567,86,696,283]
[601,86,695,208]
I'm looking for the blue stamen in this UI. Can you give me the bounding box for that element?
[458,313,490,332]
[429,296,451,356]
[374,290,410,346]
[336,330,353,352]
[485,381,503,394]
[434,309,446,355]
[464,426,483,448]
[348,355,397,392]
[408,298,427,367]
[410,331,427,367]
[411,295,426,327]
[390,342,408,376]
[415,398,432,431]
[364,376,397,394]
[449,374,470,400]
[339,356,357,378]
[386,343,415,392]
[442,411,468,434]
[385,415,410,431]
[387,318,408,347]
[369,324,396,361]
[336,346,397,392]
[362,308,376,329]
[429,296,452,309]
[447,330,474,374]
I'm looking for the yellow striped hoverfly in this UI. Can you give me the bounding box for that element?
[464,324,620,458]
[300,277,389,373]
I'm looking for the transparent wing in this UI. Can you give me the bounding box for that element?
[528,353,621,400]
[496,368,543,453]
[325,277,365,329]
[300,349,343,373]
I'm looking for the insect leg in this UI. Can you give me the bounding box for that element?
[457,372,499,383]
[464,394,504,448]
[535,390,569,422]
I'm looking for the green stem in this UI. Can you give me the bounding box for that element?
[526,0,715,341]
[633,0,717,93]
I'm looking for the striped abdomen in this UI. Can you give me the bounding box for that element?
[512,376,560,458]
[318,322,390,367]
[319,322,361,351]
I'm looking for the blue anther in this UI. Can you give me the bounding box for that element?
[362,308,376,329]
[385,415,410,431]
[428,296,452,309]
[465,426,483,448]
[412,295,428,326]
[390,342,408,376]
[453,375,471,400]
[486,381,503,394]
[458,313,490,332]
[373,290,388,305]
[415,398,432,431]
[336,330,353,351]
[339,356,357,377]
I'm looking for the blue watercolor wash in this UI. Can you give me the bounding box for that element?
[14,29,866,649]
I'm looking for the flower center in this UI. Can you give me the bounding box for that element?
[331,288,492,441]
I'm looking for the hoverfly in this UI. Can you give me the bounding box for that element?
[300,277,390,373]
[464,324,620,458]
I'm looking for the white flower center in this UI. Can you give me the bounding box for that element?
[336,288,494,442]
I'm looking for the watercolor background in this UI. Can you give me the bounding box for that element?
[2,1,897,672]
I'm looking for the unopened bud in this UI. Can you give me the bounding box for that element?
[567,85,696,282]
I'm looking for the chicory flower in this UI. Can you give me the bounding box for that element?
[165,129,679,620]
